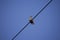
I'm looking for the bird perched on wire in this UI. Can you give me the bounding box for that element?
[29,16,34,24]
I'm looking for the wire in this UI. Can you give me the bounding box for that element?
[12,0,52,40]
[33,0,52,20]
[12,22,30,40]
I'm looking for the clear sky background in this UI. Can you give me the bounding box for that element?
[0,0,60,40]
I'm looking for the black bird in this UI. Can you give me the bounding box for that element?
[29,16,34,24]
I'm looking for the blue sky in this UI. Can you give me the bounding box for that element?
[0,0,60,40]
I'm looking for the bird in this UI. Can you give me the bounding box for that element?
[29,16,34,24]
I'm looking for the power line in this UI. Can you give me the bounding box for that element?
[12,22,30,40]
[12,0,52,40]
[33,0,52,20]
